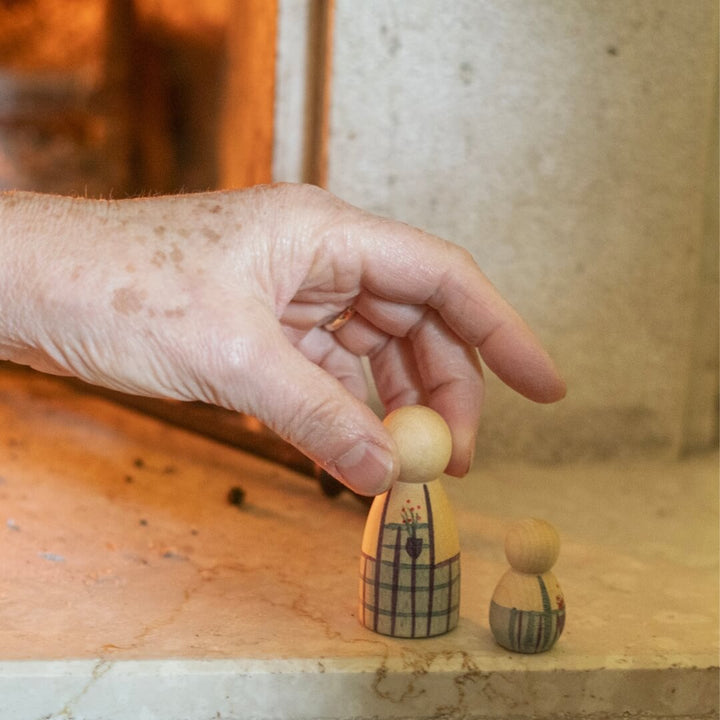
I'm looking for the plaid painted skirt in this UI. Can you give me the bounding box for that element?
[359,523,460,638]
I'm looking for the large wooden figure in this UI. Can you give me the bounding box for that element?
[489,517,565,653]
[359,405,460,638]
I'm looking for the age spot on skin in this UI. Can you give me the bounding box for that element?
[154,225,166,237]
[202,226,221,244]
[170,243,184,270]
[112,286,146,315]
[164,307,187,319]
[151,250,166,267]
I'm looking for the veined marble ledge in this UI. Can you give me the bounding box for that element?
[0,369,717,720]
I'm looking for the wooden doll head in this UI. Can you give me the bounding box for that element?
[504,517,560,574]
[383,405,452,484]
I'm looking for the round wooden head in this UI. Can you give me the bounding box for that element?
[383,405,452,484]
[504,517,560,574]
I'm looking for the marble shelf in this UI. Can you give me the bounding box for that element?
[0,370,717,719]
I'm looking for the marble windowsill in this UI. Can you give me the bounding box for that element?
[0,370,717,719]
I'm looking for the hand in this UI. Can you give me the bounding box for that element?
[0,184,565,494]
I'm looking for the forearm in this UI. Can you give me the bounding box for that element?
[0,191,95,374]
[1,191,45,366]
[0,188,270,393]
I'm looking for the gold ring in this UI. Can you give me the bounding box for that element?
[323,306,356,332]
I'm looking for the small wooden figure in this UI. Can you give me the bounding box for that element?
[358,405,460,638]
[489,517,565,653]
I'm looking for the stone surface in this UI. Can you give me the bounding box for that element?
[324,0,719,462]
[0,368,717,718]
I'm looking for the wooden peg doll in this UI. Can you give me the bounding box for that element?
[489,517,565,653]
[358,405,460,638]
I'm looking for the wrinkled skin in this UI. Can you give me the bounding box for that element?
[0,184,565,494]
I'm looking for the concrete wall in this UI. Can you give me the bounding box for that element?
[277,0,718,463]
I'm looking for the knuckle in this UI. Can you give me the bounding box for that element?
[446,241,477,268]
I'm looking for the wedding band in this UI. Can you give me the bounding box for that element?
[323,306,356,332]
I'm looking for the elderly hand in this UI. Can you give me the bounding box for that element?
[0,184,565,494]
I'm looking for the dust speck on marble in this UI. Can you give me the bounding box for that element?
[132,456,178,475]
[162,549,189,561]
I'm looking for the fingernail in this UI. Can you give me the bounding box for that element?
[335,441,395,496]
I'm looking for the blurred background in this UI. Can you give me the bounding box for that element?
[0,0,717,465]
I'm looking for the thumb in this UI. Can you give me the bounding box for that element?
[236,320,398,496]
